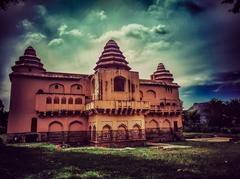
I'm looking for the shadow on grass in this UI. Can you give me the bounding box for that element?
[0,142,240,179]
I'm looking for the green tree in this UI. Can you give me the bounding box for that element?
[0,99,8,134]
[184,110,201,131]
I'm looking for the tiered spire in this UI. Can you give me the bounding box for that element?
[12,46,46,72]
[151,63,174,83]
[94,40,131,70]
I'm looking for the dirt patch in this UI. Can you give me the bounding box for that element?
[186,137,231,142]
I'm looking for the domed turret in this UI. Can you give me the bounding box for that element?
[94,40,131,70]
[151,63,174,83]
[24,46,37,56]
[12,46,46,73]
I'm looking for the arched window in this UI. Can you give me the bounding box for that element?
[147,90,156,99]
[160,102,164,107]
[70,84,83,94]
[54,97,59,104]
[49,83,64,93]
[61,97,66,104]
[75,98,82,104]
[114,76,126,92]
[68,97,73,104]
[46,97,52,104]
[37,89,44,94]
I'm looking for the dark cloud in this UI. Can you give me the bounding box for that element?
[174,0,206,15]
[182,71,240,99]
[212,71,240,82]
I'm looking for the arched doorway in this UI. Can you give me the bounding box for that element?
[149,119,160,133]
[48,121,64,143]
[132,124,142,139]
[146,119,160,141]
[102,125,112,142]
[117,124,128,140]
[68,121,85,144]
[163,119,171,132]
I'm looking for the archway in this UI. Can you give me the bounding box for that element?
[163,119,171,132]
[149,119,160,133]
[132,124,142,139]
[146,90,156,100]
[102,124,112,141]
[48,121,64,143]
[68,121,85,144]
[117,124,128,140]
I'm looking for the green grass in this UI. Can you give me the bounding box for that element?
[1,141,240,179]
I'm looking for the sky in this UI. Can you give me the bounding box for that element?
[0,0,239,110]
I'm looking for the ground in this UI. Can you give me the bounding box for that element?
[1,138,240,179]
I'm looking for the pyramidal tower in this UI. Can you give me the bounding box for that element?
[151,63,174,83]
[94,40,131,70]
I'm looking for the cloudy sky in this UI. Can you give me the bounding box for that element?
[0,0,239,110]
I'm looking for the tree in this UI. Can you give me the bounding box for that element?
[184,110,201,131]
[222,0,240,13]
[0,0,23,10]
[0,99,8,134]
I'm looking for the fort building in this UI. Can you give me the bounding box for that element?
[7,40,183,147]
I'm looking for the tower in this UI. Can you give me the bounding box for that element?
[151,63,173,83]
[8,46,45,135]
[87,40,149,146]
[91,40,140,101]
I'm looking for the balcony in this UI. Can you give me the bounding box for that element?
[86,100,150,115]
[35,93,85,115]
[150,104,182,116]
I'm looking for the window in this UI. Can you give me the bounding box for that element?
[54,97,59,104]
[68,97,73,104]
[114,76,125,92]
[46,97,52,104]
[61,97,66,104]
[75,98,82,104]
[70,84,82,94]
[31,118,37,132]
[49,83,64,93]
[37,89,44,94]
[146,90,156,99]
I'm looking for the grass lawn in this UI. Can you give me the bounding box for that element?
[0,141,240,179]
